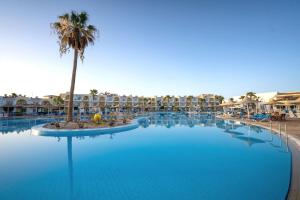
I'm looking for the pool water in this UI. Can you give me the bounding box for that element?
[0,113,291,200]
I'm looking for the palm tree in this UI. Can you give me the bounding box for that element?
[238,95,247,117]
[198,97,205,112]
[244,92,257,117]
[16,99,27,115]
[215,95,223,103]
[53,96,64,114]
[51,11,98,122]
[214,95,224,111]
[11,93,17,98]
[186,95,193,111]
[246,92,257,100]
[89,89,98,101]
[254,96,261,113]
[89,89,98,113]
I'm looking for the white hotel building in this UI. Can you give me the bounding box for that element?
[0,93,222,116]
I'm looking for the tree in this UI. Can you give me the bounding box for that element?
[186,95,193,112]
[198,97,205,112]
[245,92,258,117]
[246,92,257,100]
[53,96,64,105]
[89,89,98,101]
[16,99,27,105]
[254,96,261,113]
[215,95,224,104]
[214,95,224,111]
[51,11,98,122]
[53,96,64,113]
[16,99,27,115]
[89,89,98,113]
[11,93,17,98]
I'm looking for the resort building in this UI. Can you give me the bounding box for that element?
[1,91,300,117]
[0,95,57,116]
[58,93,223,114]
[0,92,223,116]
[221,91,300,118]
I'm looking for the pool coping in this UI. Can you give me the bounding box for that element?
[217,117,300,200]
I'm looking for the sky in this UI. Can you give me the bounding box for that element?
[0,0,299,98]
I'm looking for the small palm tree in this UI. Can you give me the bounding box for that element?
[53,96,64,105]
[186,95,193,112]
[53,96,64,113]
[246,92,257,100]
[198,97,205,112]
[11,93,17,98]
[51,11,98,122]
[90,89,98,100]
[215,95,224,104]
[245,92,258,117]
[16,99,27,105]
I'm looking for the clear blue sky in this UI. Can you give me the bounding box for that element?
[0,0,299,98]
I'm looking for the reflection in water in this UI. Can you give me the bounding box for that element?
[67,137,74,199]
[140,113,216,128]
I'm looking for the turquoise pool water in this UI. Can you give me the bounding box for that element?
[0,113,291,200]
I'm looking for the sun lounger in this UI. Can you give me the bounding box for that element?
[270,112,286,121]
[250,114,271,121]
[288,111,297,118]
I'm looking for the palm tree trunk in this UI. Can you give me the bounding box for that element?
[67,49,78,122]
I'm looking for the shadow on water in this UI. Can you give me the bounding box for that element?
[224,129,245,136]
[235,136,266,146]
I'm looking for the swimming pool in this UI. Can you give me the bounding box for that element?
[0,113,291,200]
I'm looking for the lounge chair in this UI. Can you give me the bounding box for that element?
[271,112,285,121]
[288,111,297,118]
[250,114,271,121]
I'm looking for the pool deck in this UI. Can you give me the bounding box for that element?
[217,116,300,200]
